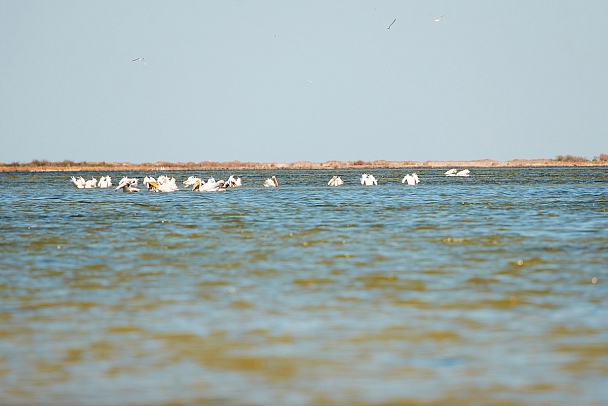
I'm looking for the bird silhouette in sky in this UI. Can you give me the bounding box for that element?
[132,57,146,67]
[386,18,396,29]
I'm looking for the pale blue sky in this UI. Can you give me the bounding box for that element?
[1,1,606,164]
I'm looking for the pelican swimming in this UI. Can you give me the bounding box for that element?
[84,177,98,189]
[147,180,178,192]
[264,176,278,187]
[183,176,200,188]
[98,176,112,188]
[226,175,242,187]
[402,173,420,185]
[147,182,178,192]
[360,173,377,186]
[328,176,344,187]
[444,168,458,176]
[456,169,470,177]
[115,177,139,192]
[70,176,86,189]
[143,176,156,186]
[145,175,178,192]
[191,177,227,192]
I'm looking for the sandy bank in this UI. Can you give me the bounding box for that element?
[1,159,607,173]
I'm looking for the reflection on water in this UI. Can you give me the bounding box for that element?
[1,168,607,405]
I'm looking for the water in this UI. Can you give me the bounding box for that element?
[1,168,607,405]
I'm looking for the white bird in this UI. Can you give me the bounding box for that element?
[328,176,344,187]
[444,168,458,176]
[402,173,420,185]
[226,175,242,187]
[145,175,178,192]
[148,179,178,192]
[147,181,178,192]
[160,175,178,189]
[431,14,445,22]
[70,176,86,189]
[191,177,227,192]
[456,169,470,177]
[115,177,139,192]
[84,177,98,189]
[183,176,201,187]
[143,176,156,187]
[132,57,146,67]
[264,176,278,187]
[386,18,396,29]
[360,173,378,186]
[98,176,112,188]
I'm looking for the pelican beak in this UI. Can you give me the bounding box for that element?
[149,181,159,189]
[192,180,200,191]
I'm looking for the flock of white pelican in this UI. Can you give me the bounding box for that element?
[71,176,113,189]
[70,170,470,192]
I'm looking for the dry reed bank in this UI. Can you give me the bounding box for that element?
[1,156,607,173]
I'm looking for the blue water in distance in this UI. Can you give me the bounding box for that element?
[0,167,607,405]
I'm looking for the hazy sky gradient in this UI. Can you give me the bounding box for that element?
[1,1,606,163]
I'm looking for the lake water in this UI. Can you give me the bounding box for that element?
[1,168,607,405]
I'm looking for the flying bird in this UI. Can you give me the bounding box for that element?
[132,57,146,67]
[430,14,445,22]
[386,18,396,29]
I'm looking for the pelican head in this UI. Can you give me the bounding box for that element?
[192,179,202,191]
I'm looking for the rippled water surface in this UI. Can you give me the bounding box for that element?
[1,168,607,405]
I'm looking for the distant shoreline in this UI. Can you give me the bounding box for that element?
[1,158,607,173]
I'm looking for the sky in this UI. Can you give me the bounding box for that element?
[1,1,607,164]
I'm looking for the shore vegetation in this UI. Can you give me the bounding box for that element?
[1,155,607,172]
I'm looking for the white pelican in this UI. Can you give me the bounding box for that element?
[386,18,396,29]
[148,177,176,192]
[402,173,420,185]
[132,57,146,67]
[360,173,377,186]
[264,176,278,187]
[159,175,178,190]
[183,176,200,187]
[444,168,458,176]
[84,177,98,189]
[147,181,178,192]
[328,176,344,187]
[115,176,138,187]
[98,176,112,188]
[157,175,171,184]
[71,176,86,189]
[227,175,242,187]
[145,175,178,192]
[431,14,445,22]
[115,177,139,192]
[456,169,470,177]
[143,176,156,186]
[191,177,227,192]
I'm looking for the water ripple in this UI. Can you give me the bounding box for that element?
[0,168,607,405]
